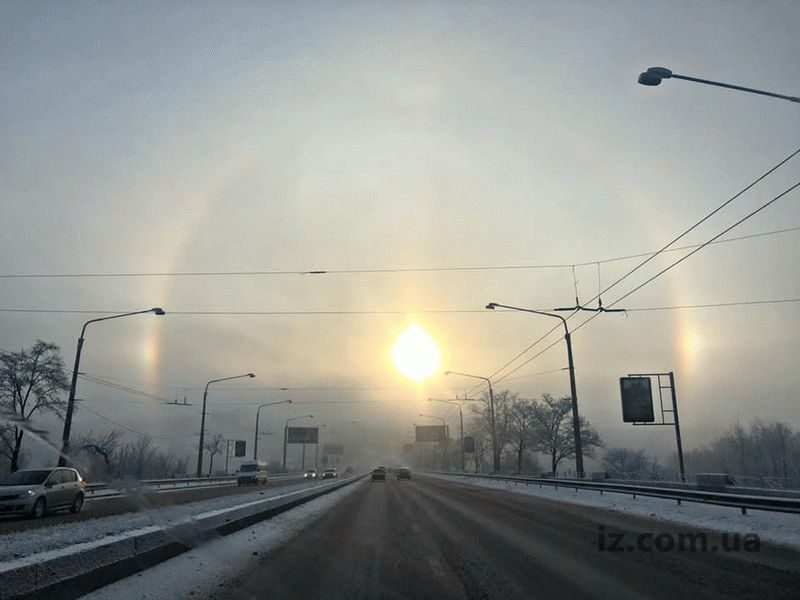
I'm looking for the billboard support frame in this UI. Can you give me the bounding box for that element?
[626,371,685,482]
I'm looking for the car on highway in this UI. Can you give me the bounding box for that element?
[371,467,386,481]
[304,469,318,479]
[321,467,337,479]
[397,467,411,480]
[236,460,268,486]
[0,467,85,518]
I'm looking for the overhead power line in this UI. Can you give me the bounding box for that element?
[0,297,798,318]
[0,224,798,280]
[491,181,800,386]
[469,148,800,393]
[78,403,191,441]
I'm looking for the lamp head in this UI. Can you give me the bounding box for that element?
[152,307,166,315]
[485,303,497,310]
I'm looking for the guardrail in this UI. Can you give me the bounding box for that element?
[435,472,800,515]
[84,472,305,497]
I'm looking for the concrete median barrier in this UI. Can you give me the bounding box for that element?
[1,476,362,600]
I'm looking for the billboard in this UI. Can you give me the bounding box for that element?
[287,427,319,444]
[323,444,344,455]
[620,377,655,423]
[463,435,475,453]
[234,440,246,457]
[415,425,446,443]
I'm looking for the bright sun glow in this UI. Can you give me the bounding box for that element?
[391,324,441,382]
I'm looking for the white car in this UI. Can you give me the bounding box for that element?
[321,468,337,479]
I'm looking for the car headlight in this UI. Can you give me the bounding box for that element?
[26,489,36,496]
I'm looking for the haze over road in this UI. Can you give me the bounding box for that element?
[214,476,800,600]
[0,476,308,535]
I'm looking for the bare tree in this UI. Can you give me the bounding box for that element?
[78,429,123,467]
[507,398,536,474]
[204,433,224,476]
[0,342,69,471]
[470,390,515,471]
[76,429,123,479]
[532,394,603,475]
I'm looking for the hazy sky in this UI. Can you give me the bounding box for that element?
[2,1,799,469]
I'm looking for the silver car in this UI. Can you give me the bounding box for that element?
[0,468,85,518]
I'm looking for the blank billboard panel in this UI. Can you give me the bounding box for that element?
[287,427,319,444]
[415,425,446,443]
[620,377,655,423]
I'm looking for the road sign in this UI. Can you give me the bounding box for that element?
[620,377,655,422]
[463,435,475,453]
[287,427,319,444]
[323,444,344,455]
[234,440,246,457]
[415,425,446,443]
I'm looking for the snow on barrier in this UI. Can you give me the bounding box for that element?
[1,475,362,600]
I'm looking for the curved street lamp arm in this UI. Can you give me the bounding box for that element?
[486,302,569,335]
[80,307,165,338]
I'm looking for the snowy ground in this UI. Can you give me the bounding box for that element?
[0,479,319,563]
[432,474,800,550]
[84,479,366,599]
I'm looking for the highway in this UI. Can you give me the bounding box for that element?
[0,476,305,535]
[212,475,800,600]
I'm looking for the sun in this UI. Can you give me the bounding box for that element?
[391,324,441,382]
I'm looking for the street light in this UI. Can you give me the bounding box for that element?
[637,66,799,104]
[486,302,588,477]
[59,307,165,467]
[444,370,498,471]
[428,398,467,471]
[282,414,313,472]
[254,398,292,460]
[196,373,256,477]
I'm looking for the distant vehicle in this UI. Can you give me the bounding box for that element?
[321,467,337,479]
[0,467,85,518]
[397,467,411,480]
[237,460,268,486]
[344,466,354,475]
[304,469,318,479]
[371,467,386,482]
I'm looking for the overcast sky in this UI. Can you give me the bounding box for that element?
[2,1,799,469]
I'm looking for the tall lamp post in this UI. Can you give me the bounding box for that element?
[444,371,498,471]
[428,398,465,471]
[59,307,165,467]
[196,373,256,477]
[254,399,292,460]
[486,302,587,477]
[637,66,799,104]
[282,414,313,472]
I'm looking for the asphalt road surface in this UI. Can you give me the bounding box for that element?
[213,475,800,600]
[0,477,307,534]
